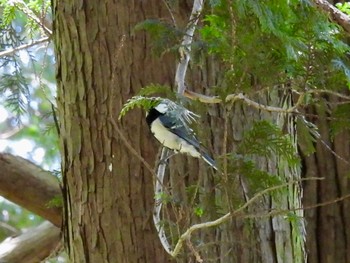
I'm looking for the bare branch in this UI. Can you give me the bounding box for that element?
[304,88,350,100]
[154,0,205,255]
[226,93,299,113]
[153,148,172,254]
[313,0,350,34]
[110,117,156,176]
[184,89,221,103]
[175,0,204,95]
[0,37,50,58]
[0,153,62,226]
[0,222,20,237]
[170,177,323,258]
[241,192,350,220]
[0,221,61,263]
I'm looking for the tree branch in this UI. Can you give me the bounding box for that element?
[155,0,205,255]
[313,0,350,34]
[0,221,61,263]
[0,153,62,226]
[153,148,172,254]
[175,0,204,95]
[0,37,50,58]
[170,177,323,258]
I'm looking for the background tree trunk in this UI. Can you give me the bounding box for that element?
[302,94,350,263]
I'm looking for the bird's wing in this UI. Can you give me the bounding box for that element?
[158,114,201,149]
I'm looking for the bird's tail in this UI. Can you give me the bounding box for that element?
[201,152,218,170]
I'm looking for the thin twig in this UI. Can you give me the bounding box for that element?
[305,88,350,100]
[187,239,203,263]
[110,118,156,177]
[170,177,323,257]
[154,0,205,256]
[240,192,350,220]
[12,0,52,36]
[162,0,177,27]
[0,37,50,58]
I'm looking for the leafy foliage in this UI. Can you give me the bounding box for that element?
[239,120,300,166]
[137,83,176,99]
[0,71,29,119]
[0,0,59,256]
[227,153,282,192]
[134,19,182,55]
[336,2,350,15]
[118,96,163,120]
[199,0,350,94]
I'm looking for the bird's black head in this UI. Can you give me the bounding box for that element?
[146,103,169,126]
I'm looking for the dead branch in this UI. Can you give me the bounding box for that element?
[175,0,204,95]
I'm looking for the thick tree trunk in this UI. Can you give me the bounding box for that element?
[53,1,175,262]
[53,0,305,262]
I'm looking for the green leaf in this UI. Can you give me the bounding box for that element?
[134,19,182,55]
[118,96,162,120]
[194,206,204,217]
[227,153,282,192]
[239,120,300,166]
[137,84,175,99]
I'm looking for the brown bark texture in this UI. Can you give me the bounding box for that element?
[53,0,176,262]
[53,0,304,262]
[302,95,350,263]
[165,89,304,263]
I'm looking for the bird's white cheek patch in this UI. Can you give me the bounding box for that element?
[155,103,168,114]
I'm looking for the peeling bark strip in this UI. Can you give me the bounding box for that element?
[0,153,61,226]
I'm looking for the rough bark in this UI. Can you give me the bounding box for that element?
[53,0,305,262]
[0,221,61,263]
[0,153,62,226]
[163,79,305,262]
[302,96,350,263]
[53,0,176,262]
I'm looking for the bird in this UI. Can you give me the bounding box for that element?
[146,99,217,170]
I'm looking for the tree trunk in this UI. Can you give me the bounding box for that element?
[302,95,350,263]
[53,0,305,262]
[53,1,175,262]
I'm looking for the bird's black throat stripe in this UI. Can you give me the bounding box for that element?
[146,108,163,126]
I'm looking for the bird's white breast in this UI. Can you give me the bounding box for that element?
[150,118,200,158]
